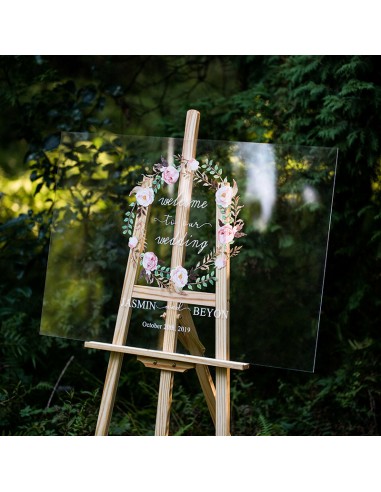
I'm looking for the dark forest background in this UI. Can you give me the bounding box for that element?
[1,55,380,435]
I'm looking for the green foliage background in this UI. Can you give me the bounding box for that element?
[1,55,380,435]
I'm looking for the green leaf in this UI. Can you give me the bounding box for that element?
[279,235,294,249]
[188,284,193,290]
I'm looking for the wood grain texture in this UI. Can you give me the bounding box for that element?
[155,109,200,435]
[136,355,195,372]
[85,341,249,370]
[132,284,216,307]
[215,200,231,436]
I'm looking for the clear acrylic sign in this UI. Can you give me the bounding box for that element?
[40,132,337,372]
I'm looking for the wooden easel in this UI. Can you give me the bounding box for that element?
[85,110,249,436]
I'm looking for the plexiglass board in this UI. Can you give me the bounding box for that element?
[40,132,337,371]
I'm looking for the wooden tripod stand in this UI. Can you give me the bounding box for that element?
[85,110,249,436]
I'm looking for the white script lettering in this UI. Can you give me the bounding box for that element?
[193,306,229,319]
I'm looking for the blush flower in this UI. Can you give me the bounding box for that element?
[135,187,154,207]
[142,252,158,274]
[128,236,138,249]
[170,266,188,289]
[187,158,199,171]
[162,165,179,184]
[217,224,236,244]
[215,185,233,208]
[214,254,227,269]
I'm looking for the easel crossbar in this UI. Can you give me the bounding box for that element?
[132,285,216,307]
[84,341,250,371]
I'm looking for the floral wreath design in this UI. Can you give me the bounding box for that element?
[122,155,246,292]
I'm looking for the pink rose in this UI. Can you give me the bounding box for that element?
[142,252,158,273]
[217,224,236,244]
[170,266,188,289]
[214,254,227,269]
[135,187,154,207]
[128,236,138,249]
[162,165,179,184]
[215,185,233,208]
[187,158,199,171]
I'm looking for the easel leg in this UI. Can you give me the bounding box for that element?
[155,370,175,435]
[215,203,231,436]
[94,207,150,435]
[155,303,178,436]
[154,110,200,436]
[216,367,230,435]
[95,352,124,436]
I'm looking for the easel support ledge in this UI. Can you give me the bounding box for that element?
[84,341,250,371]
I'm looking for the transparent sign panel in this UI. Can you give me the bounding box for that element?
[40,132,337,372]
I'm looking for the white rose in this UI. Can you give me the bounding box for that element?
[215,185,233,208]
[187,158,199,171]
[214,254,227,269]
[135,186,154,207]
[170,266,188,289]
[217,224,236,244]
[162,165,179,184]
[128,236,138,249]
[142,252,158,272]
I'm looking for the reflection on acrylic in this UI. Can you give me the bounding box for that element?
[40,133,337,372]
[240,143,276,232]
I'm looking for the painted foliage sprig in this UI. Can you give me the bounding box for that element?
[193,159,223,190]
[186,247,218,290]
